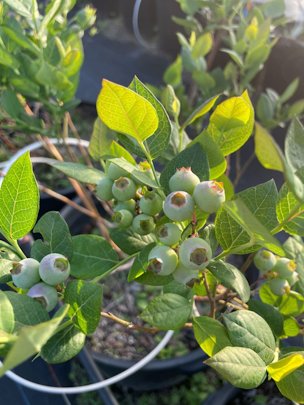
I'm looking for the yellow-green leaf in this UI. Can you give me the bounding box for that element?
[96,79,159,143]
[267,353,304,382]
[255,123,284,172]
[182,95,220,129]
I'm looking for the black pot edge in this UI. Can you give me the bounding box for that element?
[203,384,241,405]
[89,346,207,371]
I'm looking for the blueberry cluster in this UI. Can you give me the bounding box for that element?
[254,250,299,295]
[96,164,226,283]
[11,253,70,311]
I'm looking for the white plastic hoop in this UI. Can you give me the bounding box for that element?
[1,138,175,394]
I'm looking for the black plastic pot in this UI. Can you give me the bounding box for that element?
[38,187,76,220]
[203,384,241,405]
[92,0,120,19]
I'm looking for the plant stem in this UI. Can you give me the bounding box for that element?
[203,272,216,318]
[92,253,138,283]
[9,239,26,260]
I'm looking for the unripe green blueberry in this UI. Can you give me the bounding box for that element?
[27,282,58,312]
[139,191,163,216]
[268,278,290,296]
[157,223,182,246]
[286,271,299,287]
[39,253,70,286]
[253,250,277,274]
[163,191,194,222]
[107,163,128,180]
[112,177,137,201]
[96,177,114,201]
[179,237,212,270]
[11,258,40,289]
[147,245,178,276]
[193,181,225,213]
[112,209,133,228]
[169,167,200,194]
[172,263,199,284]
[113,199,136,213]
[273,258,297,278]
[132,214,155,235]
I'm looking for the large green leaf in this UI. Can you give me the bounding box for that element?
[109,158,158,188]
[205,347,267,389]
[0,305,68,377]
[129,76,171,158]
[0,152,39,240]
[96,79,159,143]
[140,293,192,330]
[254,123,284,172]
[182,95,219,129]
[207,91,254,156]
[276,367,304,403]
[110,228,156,255]
[207,260,250,303]
[52,162,104,185]
[89,118,135,164]
[223,310,276,364]
[70,235,119,280]
[285,118,304,172]
[193,316,231,357]
[248,299,284,337]
[160,143,209,192]
[64,280,102,334]
[267,353,304,382]
[31,211,73,261]
[40,324,86,364]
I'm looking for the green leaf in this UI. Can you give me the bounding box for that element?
[110,228,156,255]
[163,56,182,88]
[163,280,192,299]
[276,366,304,403]
[41,323,85,364]
[223,310,276,364]
[0,152,39,240]
[193,316,231,357]
[0,305,68,377]
[259,283,282,307]
[135,272,173,286]
[109,158,158,189]
[283,317,300,337]
[160,143,209,192]
[129,76,172,159]
[2,0,35,19]
[64,280,102,334]
[276,168,304,236]
[140,293,192,330]
[0,259,13,283]
[128,243,155,282]
[0,45,19,68]
[285,119,304,172]
[96,79,159,143]
[267,353,304,382]
[221,49,243,67]
[70,235,118,280]
[278,292,304,317]
[182,95,219,129]
[217,198,284,256]
[248,299,284,337]
[207,91,254,156]
[31,211,73,261]
[89,118,135,164]
[1,25,40,55]
[0,291,14,333]
[192,32,213,58]
[254,123,284,171]
[52,162,104,185]
[207,260,250,303]
[4,292,49,332]
[205,347,267,389]
[280,78,299,104]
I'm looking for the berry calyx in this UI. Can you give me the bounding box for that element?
[112,177,137,201]
[163,191,194,221]
[179,237,212,270]
[139,191,163,216]
[11,258,40,289]
[254,250,277,274]
[157,223,182,246]
[193,181,225,213]
[39,253,70,286]
[107,163,128,180]
[147,245,178,276]
[96,177,114,201]
[169,167,200,194]
[132,214,155,235]
[27,282,58,312]
[112,209,133,228]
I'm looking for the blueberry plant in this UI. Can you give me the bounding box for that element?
[1,76,304,404]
